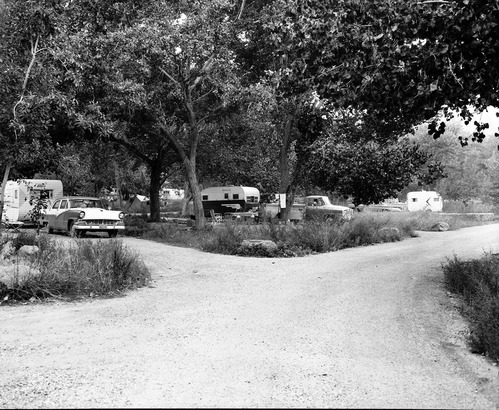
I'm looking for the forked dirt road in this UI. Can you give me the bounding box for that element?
[1,224,499,408]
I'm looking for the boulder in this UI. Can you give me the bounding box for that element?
[0,264,41,289]
[241,239,278,252]
[18,245,39,257]
[430,222,450,232]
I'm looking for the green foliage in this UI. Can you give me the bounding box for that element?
[308,135,445,206]
[265,0,499,134]
[443,253,499,360]
[1,233,150,302]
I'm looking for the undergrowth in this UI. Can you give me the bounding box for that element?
[0,232,150,303]
[123,210,494,258]
[443,253,499,361]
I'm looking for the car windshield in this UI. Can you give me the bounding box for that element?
[69,199,102,209]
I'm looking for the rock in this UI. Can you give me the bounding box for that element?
[0,264,41,289]
[18,245,39,257]
[430,222,450,232]
[0,241,14,260]
[240,239,278,252]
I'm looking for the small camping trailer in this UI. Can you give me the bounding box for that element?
[2,179,63,222]
[407,190,443,212]
[201,186,260,217]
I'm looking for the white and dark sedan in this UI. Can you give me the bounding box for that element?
[41,196,125,237]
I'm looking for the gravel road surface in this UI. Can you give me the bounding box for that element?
[1,224,499,408]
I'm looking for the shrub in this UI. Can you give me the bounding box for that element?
[1,234,150,303]
[123,214,149,237]
[443,253,499,361]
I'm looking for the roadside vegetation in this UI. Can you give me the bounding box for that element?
[0,232,150,304]
[443,253,499,362]
[124,211,496,257]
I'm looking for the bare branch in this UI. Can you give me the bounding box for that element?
[193,88,215,104]
[159,67,181,87]
[448,57,464,88]
[12,35,41,139]
[237,0,246,19]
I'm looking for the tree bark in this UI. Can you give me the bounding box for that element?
[149,159,163,222]
[184,159,205,229]
[278,112,296,220]
[0,162,12,229]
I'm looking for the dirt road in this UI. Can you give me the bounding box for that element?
[1,224,499,408]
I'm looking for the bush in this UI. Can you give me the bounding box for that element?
[443,253,499,361]
[1,233,150,302]
[123,214,150,237]
[123,210,492,258]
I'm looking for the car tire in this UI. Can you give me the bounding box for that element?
[108,230,118,238]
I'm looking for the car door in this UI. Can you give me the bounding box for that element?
[44,199,61,228]
[53,199,69,230]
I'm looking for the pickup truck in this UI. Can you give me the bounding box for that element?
[260,195,353,222]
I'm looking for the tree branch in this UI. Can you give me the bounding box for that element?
[107,134,152,165]
[237,0,246,19]
[12,35,41,140]
[159,67,181,87]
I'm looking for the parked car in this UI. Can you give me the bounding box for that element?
[303,196,354,221]
[261,195,353,222]
[41,196,125,237]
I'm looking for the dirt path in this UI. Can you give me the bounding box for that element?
[1,224,499,408]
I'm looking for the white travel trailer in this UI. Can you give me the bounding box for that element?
[2,179,63,222]
[407,190,443,212]
[200,186,260,217]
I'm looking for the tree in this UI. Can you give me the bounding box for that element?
[308,137,445,206]
[0,0,65,225]
[59,0,241,226]
[234,0,498,212]
[265,0,499,138]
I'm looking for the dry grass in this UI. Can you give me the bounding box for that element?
[443,253,499,361]
[0,232,150,303]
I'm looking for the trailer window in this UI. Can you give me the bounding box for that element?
[233,194,239,199]
[14,190,18,200]
[246,196,258,202]
[411,198,417,202]
[224,193,229,199]
[433,198,440,202]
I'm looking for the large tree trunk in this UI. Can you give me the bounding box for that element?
[113,159,123,210]
[0,162,12,229]
[278,113,296,221]
[149,159,162,222]
[181,180,191,217]
[184,159,204,229]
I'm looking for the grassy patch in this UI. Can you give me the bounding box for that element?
[136,213,421,257]
[443,253,499,361]
[0,232,150,303]
[123,210,495,258]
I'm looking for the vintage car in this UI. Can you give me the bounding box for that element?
[41,196,125,237]
[303,196,353,221]
[261,195,353,222]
